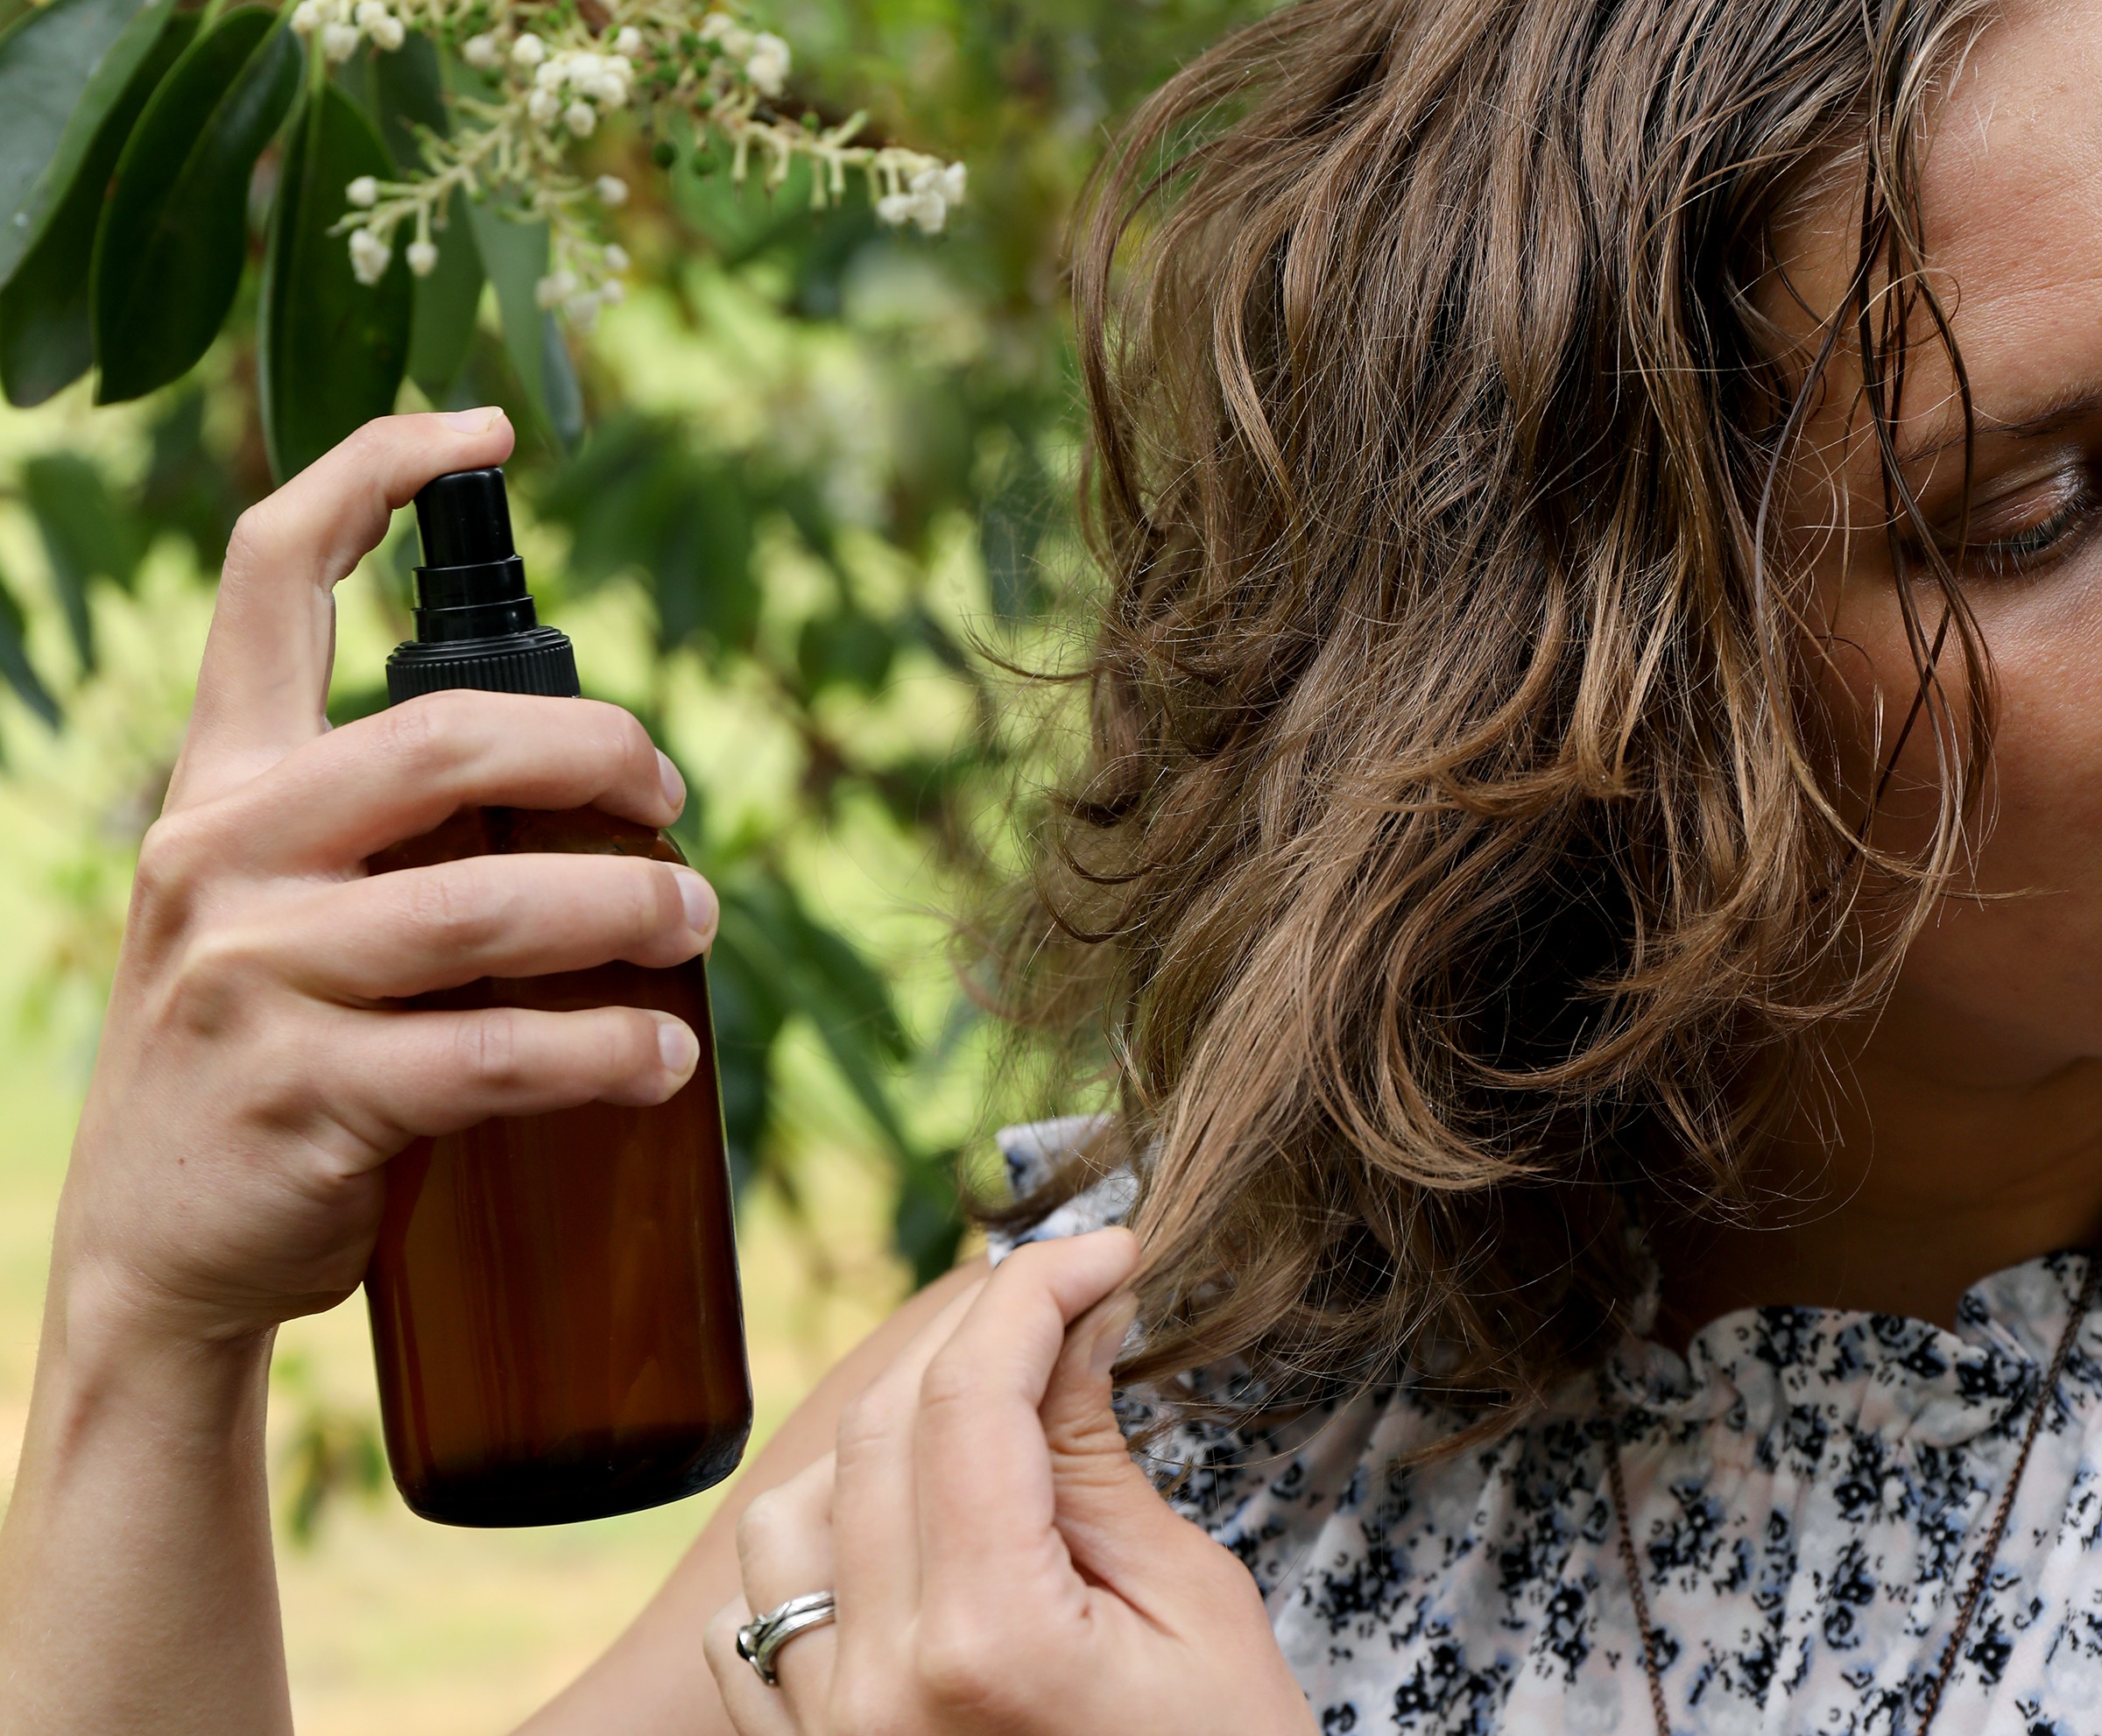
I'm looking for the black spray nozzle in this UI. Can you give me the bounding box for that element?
[386,466,580,705]
[413,467,516,568]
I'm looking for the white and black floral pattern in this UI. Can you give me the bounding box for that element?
[987,1119,2102,1734]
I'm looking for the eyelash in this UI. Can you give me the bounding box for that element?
[1956,470,2102,577]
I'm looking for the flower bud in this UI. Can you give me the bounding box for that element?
[744,32,789,96]
[367,12,404,50]
[564,100,596,137]
[596,175,630,208]
[603,243,631,272]
[406,238,439,277]
[461,31,501,67]
[321,19,360,60]
[290,0,325,35]
[535,269,579,308]
[511,32,545,65]
[598,277,626,306]
[526,87,561,123]
[613,26,643,56]
[349,229,392,286]
[347,175,380,208]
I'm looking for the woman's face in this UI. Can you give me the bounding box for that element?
[1788,0,2102,1091]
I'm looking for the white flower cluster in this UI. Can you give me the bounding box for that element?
[291,0,404,63]
[696,13,791,98]
[328,6,969,319]
[876,161,967,236]
[533,236,629,329]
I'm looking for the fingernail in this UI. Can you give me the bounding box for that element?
[655,1015,700,1079]
[657,751,687,815]
[1086,1295,1139,1380]
[439,406,503,433]
[674,868,717,942]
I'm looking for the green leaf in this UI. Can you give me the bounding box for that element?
[138,385,243,563]
[333,39,483,399]
[703,921,786,1197]
[363,30,444,170]
[20,450,139,672]
[0,5,192,406]
[0,565,60,728]
[258,81,413,483]
[537,417,758,656]
[892,1152,963,1289]
[89,8,299,404]
[720,870,915,1168]
[406,187,482,399]
[466,201,582,453]
[0,0,149,285]
[798,606,895,695]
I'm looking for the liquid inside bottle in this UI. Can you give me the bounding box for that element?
[364,806,752,1527]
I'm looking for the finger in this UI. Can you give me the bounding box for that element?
[828,1279,987,1648]
[170,410,516,812]
[321,1002,702,1150]
[703,1598,803,1736]
[732,1455,838,1718]
[177,689,684,872]
[270,854,716,999]
[911,1232,1140,1620]
[1039,1288,1195,1590]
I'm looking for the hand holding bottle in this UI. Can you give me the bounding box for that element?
[702,1229,1316,1736]
[56,410,716,1354]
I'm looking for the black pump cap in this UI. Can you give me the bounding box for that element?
[413,468,515,567]
[385,466,580,705]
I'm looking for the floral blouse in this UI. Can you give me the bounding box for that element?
[986,1118,2102,1735]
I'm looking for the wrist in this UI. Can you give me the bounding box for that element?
[39,1249,274,1454]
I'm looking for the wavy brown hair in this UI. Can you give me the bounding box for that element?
[984,0,1996,1423]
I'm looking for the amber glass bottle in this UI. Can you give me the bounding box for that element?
[363,469,751,1527]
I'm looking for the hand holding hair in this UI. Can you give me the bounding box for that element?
[703,1228,1315,1736]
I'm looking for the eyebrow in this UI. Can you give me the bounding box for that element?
[1894,382,2102,470]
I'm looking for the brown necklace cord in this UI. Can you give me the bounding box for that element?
[1603,1253,2101,1736]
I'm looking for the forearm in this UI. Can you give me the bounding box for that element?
[0,1252,291,1735]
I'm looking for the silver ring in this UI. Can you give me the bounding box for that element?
[735,1591,837,1687]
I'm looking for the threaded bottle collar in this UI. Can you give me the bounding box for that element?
[385,467,580,705]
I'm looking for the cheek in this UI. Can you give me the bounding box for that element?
[1865,556,2102,1053]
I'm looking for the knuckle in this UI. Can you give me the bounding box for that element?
[582,701,658,778]
[700,1604,745,1677]
[131,813,210,913]
[222,504,279,574]
[457,1006,524,1090]
[164,925,269,1036]
[734,1488,792,1570]
[602,1006,660,1074]
[913,1618,1018,1718]
[833,1388,891,1460]
[399,864,501,951]
[375,689,472,773]
[915,1348,983,1419]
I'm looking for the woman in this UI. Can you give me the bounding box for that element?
[3,0,2098,1726]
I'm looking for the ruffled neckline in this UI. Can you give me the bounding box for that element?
[1596,1248,2098,1448]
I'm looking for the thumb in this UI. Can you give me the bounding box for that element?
[1040,1289,1192,1584]
[168,409,514,813]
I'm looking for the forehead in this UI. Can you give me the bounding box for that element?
[1774,0,2102,453]
[1923,0,2102,349]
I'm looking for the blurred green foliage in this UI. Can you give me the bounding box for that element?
[0,0,1271,1389]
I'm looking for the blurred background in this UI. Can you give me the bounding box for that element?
[0,0,1263,1728]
